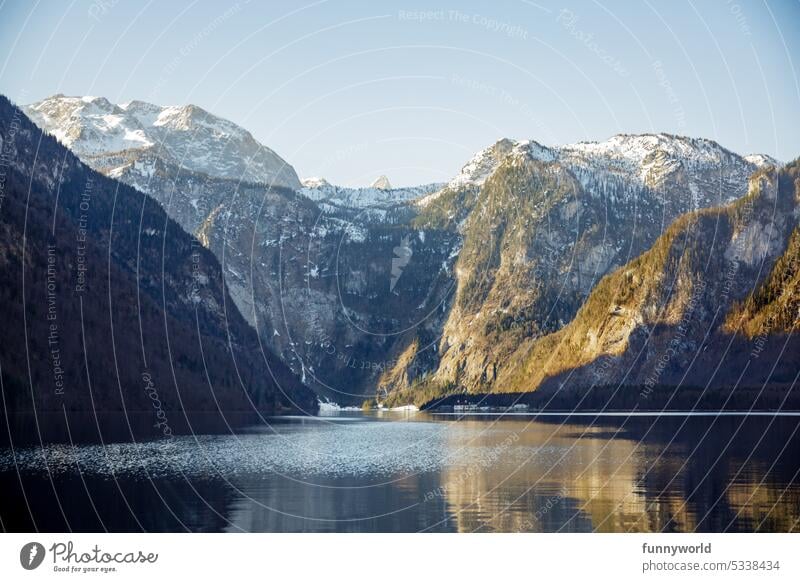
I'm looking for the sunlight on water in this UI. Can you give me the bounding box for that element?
[0,417,541,479]
[1,413,799,532]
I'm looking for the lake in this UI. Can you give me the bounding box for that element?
[1,411,799,532]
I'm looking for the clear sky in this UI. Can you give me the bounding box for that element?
[1,0,798,186]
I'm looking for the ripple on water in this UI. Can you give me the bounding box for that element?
[0,420,554,480]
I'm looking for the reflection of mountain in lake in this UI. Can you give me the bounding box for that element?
[437,416,800,532]
[1,413,798,532]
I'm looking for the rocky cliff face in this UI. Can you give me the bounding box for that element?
[0,96,317,416]
[496,161,799,402]
[195,181,460,402]
[382,136,769,403]
[726,220,800,337]
[25,95,302,189]
[23,96,461,403]
[24,95,782,406]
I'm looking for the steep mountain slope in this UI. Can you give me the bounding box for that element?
[0,95,316,417]
[24,95,301,189]
[22,96,459,403]
[559,133,763,212]
[195,180,460,402]
[299,180,443,222]
[726,224,800,336]
[24,96,781,405]
[383,136,770,402]
[370,175,392,190]
[493,161,799,406]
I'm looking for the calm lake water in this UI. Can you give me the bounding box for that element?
[1,411,799,532]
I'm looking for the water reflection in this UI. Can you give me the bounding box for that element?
[436,418,683,532]
[0,412,798,532]
[434,415,800,532]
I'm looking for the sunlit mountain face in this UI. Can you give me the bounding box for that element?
[22,95,792,408]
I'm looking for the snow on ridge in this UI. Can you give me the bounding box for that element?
[370,175,392,190]
[445,138,557,191]
[301,176,331,188]
[744,153,782,168]
[421,132,766,210]
[27,94,771,208]
[557,133,763,171]
[447,138,517,189]
[24,94,301,189]
[299,181,444,209]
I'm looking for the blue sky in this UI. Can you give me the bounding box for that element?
[1,0,798,186]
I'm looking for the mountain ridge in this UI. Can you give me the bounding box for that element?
[400,161,799,409]
[380,132,775,402]
[499,161,800,400]
[25,94,302,189]
[0,95,318,419]
[21,94,793,407]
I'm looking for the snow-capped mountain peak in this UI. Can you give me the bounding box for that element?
[423,132,771,213]
[24,94,301,189]
[560,133,740,166]
[370,175,392,190]
[302,176,331,188]
[744,153,781,168]
[446,138,557,191]
[25,94,152,155]
[556,133,766,207]
[299,180,443,212]
[447,138,518,189]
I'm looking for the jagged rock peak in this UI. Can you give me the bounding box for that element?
[24,94,301,189]
[745,153,782,168]
[302,176,331,188]
[370,175,392,190]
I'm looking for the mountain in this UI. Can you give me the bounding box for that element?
[21,95,454,402]
[745,153,781,168]
[301,177,331,189]
[24,94,301,189]
[0,95,317,420]
[194,178,459,402]
[370,175,392,190]
[486,160,799,409]
[726,224,800,337]
[299,180,443,220]
[24,95,785,406]
[382,135,773,403]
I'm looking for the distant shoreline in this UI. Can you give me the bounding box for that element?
[419,383,800,413]
[430,410,800,416]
